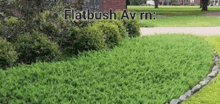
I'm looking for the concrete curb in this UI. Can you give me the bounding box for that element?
[168,50,219,104]
[140,27,220,36]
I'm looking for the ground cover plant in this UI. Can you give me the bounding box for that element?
[127,6,220,27]
[0,34,214,103]
[183,36,220,104]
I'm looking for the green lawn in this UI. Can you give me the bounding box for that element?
[0,34,214,103]
[182,36,220,104]
[127,6,220,27]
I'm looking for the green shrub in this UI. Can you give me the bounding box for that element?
[0,37,18,69]
[110,20,128,38]
[122,19,141,37]
[34,10,65,44]
[39,22,61,42]
[1,16,27,43]
[115,10,124,20]
[115,10,141,37]
[61,26,82,55]
[0,23,2,35]
[15,32,61,64]
[63,19,126,55]
[69,25,106,54]
[94,21,123,48]
[35,10,95,49]
[33,9,97,56]
[4,17,19,26]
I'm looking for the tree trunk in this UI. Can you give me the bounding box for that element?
[155,0,159,8]
[126,0,130,5]
[200,0,203,8]
[126,0,130,9]
[202,0,208,11]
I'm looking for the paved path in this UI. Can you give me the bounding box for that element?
[141,27,220,36]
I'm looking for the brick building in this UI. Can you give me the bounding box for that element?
[73,0,127,12]
[100,0,126,12]
[0,0,127,15]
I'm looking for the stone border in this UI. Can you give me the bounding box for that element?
[168,50,219,104]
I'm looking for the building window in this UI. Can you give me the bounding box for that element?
[190,0,195,3]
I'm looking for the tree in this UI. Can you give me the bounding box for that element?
[201,0,209,11]
[126,0,130,5]
[200,0,203,8]
[0,0,76,33]
[154,0,159,8]
[126,0,130,9]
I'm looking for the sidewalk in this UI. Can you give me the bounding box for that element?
[141,27,220,36]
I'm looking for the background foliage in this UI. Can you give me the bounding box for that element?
[0,0,141,68]
[15,31,61,64]
[0,37,17,69]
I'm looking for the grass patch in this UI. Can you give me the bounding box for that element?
[0,34,214,103]
[183,36,220,104]
[140,16,220,27]
[127,6,220,27]
[128,6,220,16]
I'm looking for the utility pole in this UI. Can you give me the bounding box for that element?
[214,0,216,5]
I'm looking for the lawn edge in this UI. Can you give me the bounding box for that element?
[168,50,219,104]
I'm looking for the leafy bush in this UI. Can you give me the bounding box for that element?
[15,32,61,64]
[115,10,141,37]
[34,10,66,44]
[4,17,19,26]
[60,26,81,55]
[122,19,141,37]
[62,20,126,55]
[1,16,27,43]
[34,10,95,49]
[0,37,17,69]
[0,23,2,35]
[94,21,123,48]
[110,20,128,38]
[68,25,106,54]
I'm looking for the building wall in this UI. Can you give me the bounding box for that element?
[100,0,126,12]
[193,0,200,5]
[73,0,126,12]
